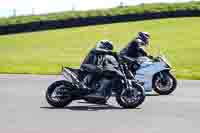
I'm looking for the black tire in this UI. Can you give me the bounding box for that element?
[153,71,177,95]
[116,83,145,109]
[45,80,73,108]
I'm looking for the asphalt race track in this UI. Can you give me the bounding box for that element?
[0,74,200,133]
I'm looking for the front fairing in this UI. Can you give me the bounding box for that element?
[135,58,170,92]
[137,55,171,69]
[137,57,171,74]
[157,56,171,68]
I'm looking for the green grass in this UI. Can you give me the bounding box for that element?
[0,17,200,79]
[0,1,200,26]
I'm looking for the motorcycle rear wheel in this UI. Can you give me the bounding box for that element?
[46,80,73,108]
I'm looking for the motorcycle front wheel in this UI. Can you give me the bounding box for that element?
[116,83,145,109]
[153,71,177,95]
[45,80,73,108]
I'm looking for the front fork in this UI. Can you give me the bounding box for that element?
[158,71,169,85]
[123,79,138,97]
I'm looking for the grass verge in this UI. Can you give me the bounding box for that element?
[0,17,200,79]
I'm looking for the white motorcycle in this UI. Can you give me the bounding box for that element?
[134,54,177,95]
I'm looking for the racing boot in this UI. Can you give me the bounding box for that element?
[85,79,110,104]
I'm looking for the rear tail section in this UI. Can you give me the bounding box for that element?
[62,67,80,84]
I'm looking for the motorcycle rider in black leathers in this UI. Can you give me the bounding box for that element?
[80,40,117,102]
[120,32,151,73]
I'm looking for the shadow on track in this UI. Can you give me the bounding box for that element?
[146,93,175,97]
[40,104,141,111]
[145,93,160,96]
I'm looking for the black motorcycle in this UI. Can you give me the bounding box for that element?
[45,53,145,108]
